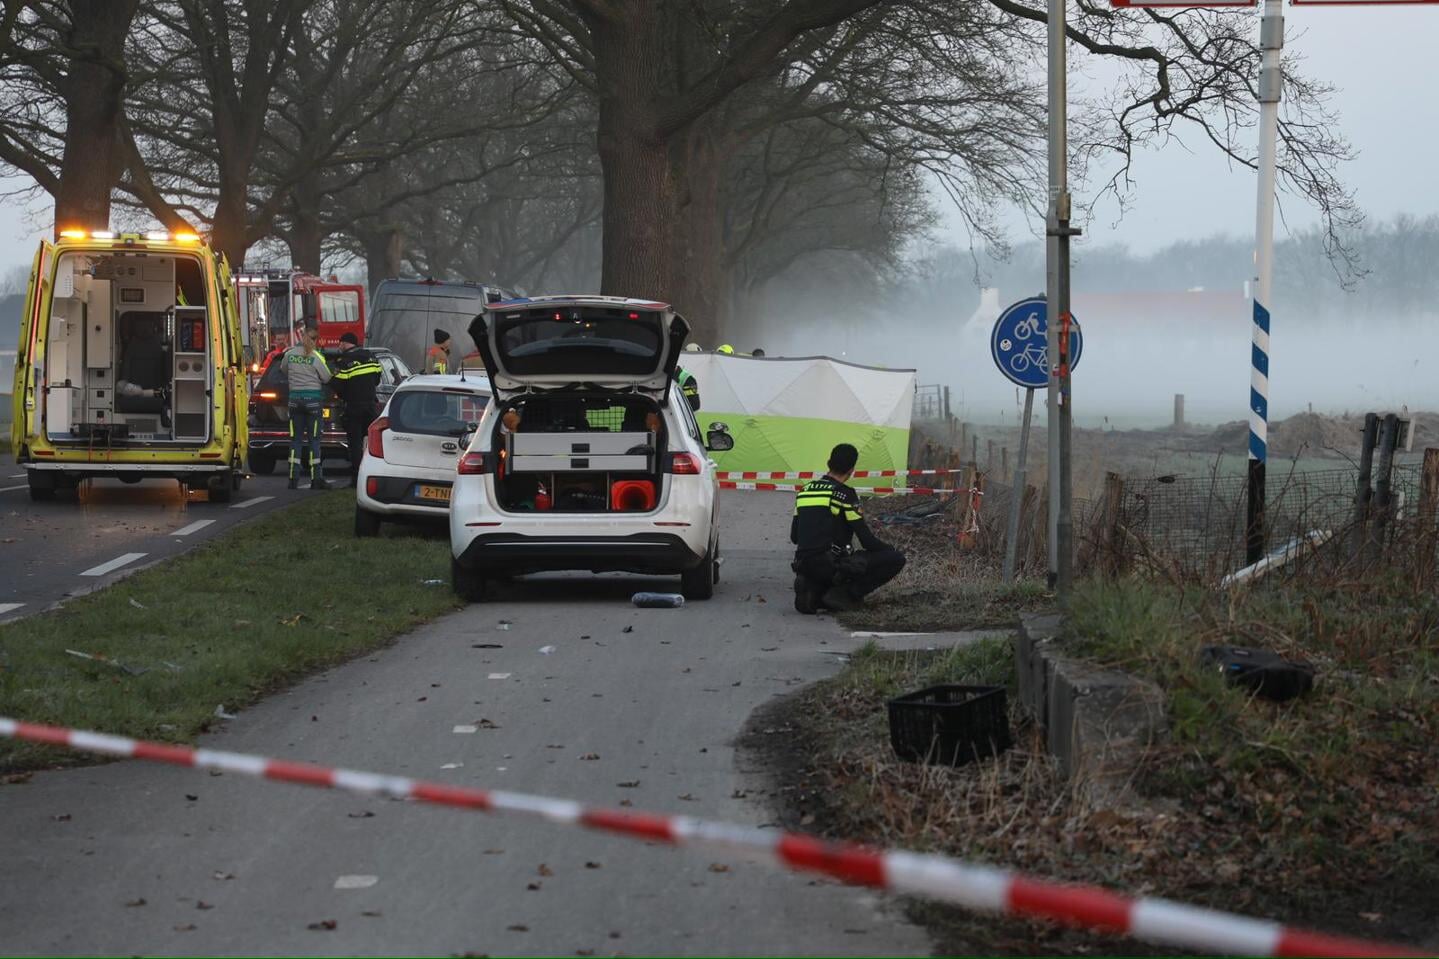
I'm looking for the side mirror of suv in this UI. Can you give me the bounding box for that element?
[705,422,734,452]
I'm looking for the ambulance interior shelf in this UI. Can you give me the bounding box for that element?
[42,249,211,444]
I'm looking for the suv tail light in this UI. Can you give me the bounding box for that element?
[665,452,702,475]
[457,451,490,475]
[366,416,389,458]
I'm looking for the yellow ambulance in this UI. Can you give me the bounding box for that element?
[9,229,249,501]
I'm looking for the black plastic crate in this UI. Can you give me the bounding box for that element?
[887,684,1012,766]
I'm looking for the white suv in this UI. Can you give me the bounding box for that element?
[355,373,492,536]
[448,296,733,601]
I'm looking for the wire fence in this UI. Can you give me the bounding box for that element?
[890,452,1437,587]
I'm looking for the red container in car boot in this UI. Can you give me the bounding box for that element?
[611,479,655,512]
[535,483,551,511]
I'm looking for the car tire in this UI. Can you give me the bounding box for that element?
[451,556,487,602]
[354,505,381,538]
[207,472,233,503]
[681,541,717,600]
[248,451,276,475]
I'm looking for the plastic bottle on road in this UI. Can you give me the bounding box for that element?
[631,592,685,608]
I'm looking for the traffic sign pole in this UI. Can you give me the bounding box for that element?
[1247,0,1283,564]
[991,301,1081,584]
[1046,0,1078,599]
[1003,387,1035,583]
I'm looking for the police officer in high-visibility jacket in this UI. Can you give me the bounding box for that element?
[330,332,383,488]
[675,366,700,411]
[790,443,905,613]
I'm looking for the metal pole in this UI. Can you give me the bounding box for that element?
[1046,0,1076,598]
[1045,0,1063,589]
[1003,388,1035,583]
[1247,0,1283,565]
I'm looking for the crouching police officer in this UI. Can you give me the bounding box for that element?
[330,332,383,488]
[791,443,906,613]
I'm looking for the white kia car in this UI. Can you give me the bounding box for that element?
[448,295,733,601]
[354,373,492,536]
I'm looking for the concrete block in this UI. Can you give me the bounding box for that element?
[1016,611,1167,799]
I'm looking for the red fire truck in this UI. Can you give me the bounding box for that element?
[235,270,366,380]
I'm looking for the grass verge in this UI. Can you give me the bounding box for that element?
[743,590,1438,954]
[1066,574,1439,921]
[0,492,461,773]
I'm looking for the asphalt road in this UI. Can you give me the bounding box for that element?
[0,453,350,624]
[0,491,933,956]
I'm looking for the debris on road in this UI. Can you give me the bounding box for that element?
[65,649,148,676]
[213,705,237,720]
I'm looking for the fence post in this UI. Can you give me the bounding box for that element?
[1419,448,1439,583]
[972,433,979,471]
[1369,414,1400,564]
[956,466,977,547]
[1350,413,1379,562]
[1173,393,1185,433]
[987,439,994,472]
[1002,446,1009,476]
[1017,484,1038,571]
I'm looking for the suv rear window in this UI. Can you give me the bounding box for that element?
[495,309,662,376]
[389,389,489,437]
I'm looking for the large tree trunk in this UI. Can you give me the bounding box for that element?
[209,156,252,269]
[52,0,141,235]
[668,121,726,346]
[288,169,323,274]
[589,12,673,304]
[361,226,403,295]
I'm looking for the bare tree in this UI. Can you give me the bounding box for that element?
[121,0,307,266]
[0,0,143,235]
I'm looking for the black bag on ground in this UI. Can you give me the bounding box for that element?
[1199,645,1315,702]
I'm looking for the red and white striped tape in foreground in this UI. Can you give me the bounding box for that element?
[0,717,1418,958]
[720,481,953,497]
[717,468,962,480]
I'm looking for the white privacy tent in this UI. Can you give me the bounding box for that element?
[677,352,916,476]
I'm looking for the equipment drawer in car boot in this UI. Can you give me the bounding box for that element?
[508,431,653,457]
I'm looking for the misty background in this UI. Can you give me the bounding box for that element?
[2,6,1436,430]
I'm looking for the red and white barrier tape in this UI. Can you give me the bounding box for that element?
[720,481,954,497]
[716,468,962,480]
[0,716,1419,958]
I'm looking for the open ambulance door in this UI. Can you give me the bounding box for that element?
[11,240,53,453]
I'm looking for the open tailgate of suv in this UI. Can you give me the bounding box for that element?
[469,296,689,399]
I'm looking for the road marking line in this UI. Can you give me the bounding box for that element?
[230,496,274,510]
[333,875,379,890]
[488,673,511,680]
[9,472,24,478]
[0,485,27,493]
[79,553,149,577]
[171,519,217,537]
[0,603,23,616]
[851,631,933,638]
[453,725,479,734]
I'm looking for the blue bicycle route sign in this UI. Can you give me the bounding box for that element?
[989,296,1083,389]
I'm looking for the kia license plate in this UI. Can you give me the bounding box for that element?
[417,484,451,503]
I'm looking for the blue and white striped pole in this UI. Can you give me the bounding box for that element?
[1248,0,1283,565]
